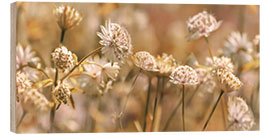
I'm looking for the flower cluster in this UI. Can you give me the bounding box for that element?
[187,11,222,40]
[170,65,199,86]
[133,51,158,72]
[155,53,178,76]
[53,82,71,104]
[97,20,133,63]
[227,96,255,130]
[51,46,75,72]
[53,5,82,30]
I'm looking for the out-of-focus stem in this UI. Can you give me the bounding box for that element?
[151,77,160,131]
[143,77,152,132]
[18,64,50,79]
[204,37,214,62]
[225,121,235,131]
[221,95,227,129]
[182,85,185,131]
[16,110,27,131]
[186,84,200,106]
[60,29,66,43]
[202,90,224,131]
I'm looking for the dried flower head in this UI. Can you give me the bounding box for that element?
[170,65,199,86]
[51,46,74,72]
[187,11,222,40]
[133,51,158,72]
[213,56,234,72]
[16,43,40,69]
[22,88,50,112]
[97,80,113,95]
[216,69,243,92]
[227,96,255,130]
[53,82,71,104]
[155,53,178,76]
[83,55,120,82]
[97,20,133,62]
[16,71,32,98]
[53,5,82,30]
[224,31,253,54]
[195,68,213,84]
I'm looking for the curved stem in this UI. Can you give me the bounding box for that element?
[163,86,183,131]
[182,85,185,131]
[143,77,152,132]
[202,90,224,131]
[18,64,50,79]
[60,47,102,82]
[16,110,27,131]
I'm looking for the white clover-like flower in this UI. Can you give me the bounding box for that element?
[155,53,178,76]
[224,31,253,54]
[16,71,32,97]
[212,56,234,72]
[16,43,40,69]
[83,55,120,82]
[187,11,222,40]
[97,20,133,62]
[216,69,243,92]
[170,65,199,86]
[133,51,158,72]
[227,96,255,131]
[53,81,71,104]
[51,46,75,72]
[22,88,50,112]
[53,5,82,30]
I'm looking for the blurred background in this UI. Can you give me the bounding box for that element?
[15,2,259,133]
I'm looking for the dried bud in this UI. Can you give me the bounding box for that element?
[227,96,255,130]
[155,53,178,76]
[187,11,222,40]
[216,69,243,92]
[97,20,132,62]
[213,56,234,72]
[170,65,199,86]
[133,51,158,72]
[51,46,74,72]
[53,5,82,30]
[53,82,71,104]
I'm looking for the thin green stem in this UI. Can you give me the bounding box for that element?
[60,47,102,82]
[202,90,224,131]
[151,77,160,131]
[143,77,152,132]
[182,85,185,131]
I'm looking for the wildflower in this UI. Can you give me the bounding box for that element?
[83,55,120,82]
[224,31,253,54]
[227,96,255,130]
[155,53,178,76]
[16,71,32,99]
[97,80,113,95]
[133,51,158,72]
[195,68,213,84]
[216,69,243,92]
[16,43,40,69]
[53,5,82,30]
[22,88,50,112]
[53,82,71,104]
[187,11,222,40]
[212,56,234,72]
[97,20,133,62]
[51,46,75,72]
[170,65,199,86]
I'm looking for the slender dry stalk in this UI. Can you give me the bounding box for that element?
[143,77,152,132]
[182,85,185,131]
[202,90,224,131]
[186,84,200,106]
[225,121,235,131]
[221,96,227,129]
[151,77,160,131]
[16,110,27,131]
[60,29,66,43]
[17,64,50,79]
[204,37,214,62]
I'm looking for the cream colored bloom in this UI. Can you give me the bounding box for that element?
[133,51,158,72]
[216,69,243,92]
[97,20,132,62]
[187,11,222,40]
[213,56,234,72]
[224,31,253,54]
[155,53,178,76]
[53,5,82,30]
[16,43,40,69]
[227,96,255,130]
[16,71,32,99]
[51,46,75,72]
[170,65,199,86]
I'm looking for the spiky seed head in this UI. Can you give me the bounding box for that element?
[51,46,74,72]
[53,82,71,104]
[216,69,243,92]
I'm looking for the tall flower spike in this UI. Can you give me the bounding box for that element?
[53,81,71,104]
[187,11,222,40]
[170,65,199,86]
[155,53,178,76]
[133,51,158,72]
[53,5,82,30]
[216,69,243,92]
[97,20,133,62]
[51,46,75,72]
[227,96,255,131]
